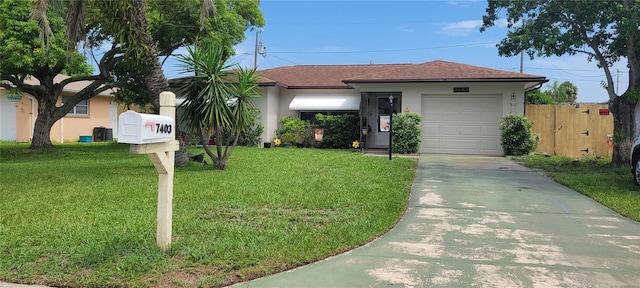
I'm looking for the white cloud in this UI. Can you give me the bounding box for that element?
[396,26,414,33]
[496,18,511,28]
[321,45,343,52]
[446,0,481,6]
[441,20,483,36]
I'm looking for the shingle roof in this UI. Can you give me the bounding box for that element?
[257,60,546,88]
[22,75,114,96]
[257,64,412,88]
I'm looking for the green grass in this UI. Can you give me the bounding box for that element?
[0,142,416,287]
[513,155,640,222]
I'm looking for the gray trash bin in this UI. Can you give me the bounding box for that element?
[93,127,106,142]
[104,128,113,141]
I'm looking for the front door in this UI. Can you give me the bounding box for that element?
[373,94,401,147]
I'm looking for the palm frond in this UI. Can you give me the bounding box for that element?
[29,0,53,48]
[65,0,87,51]
[199,0,216,30]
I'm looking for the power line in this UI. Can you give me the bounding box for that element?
[266,53,299,65]
[267,42,496,55]
[265,19,454,26]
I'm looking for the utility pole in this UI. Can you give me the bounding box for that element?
[519,18,525,73]
[254,30,259,69]
[254,29,266,69]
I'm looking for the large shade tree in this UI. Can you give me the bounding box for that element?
[1,0,264,149]
[0,0,120,149]
[176,44,261,170]
[481,0,640,166]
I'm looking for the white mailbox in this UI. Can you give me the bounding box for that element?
[118,111,174,144]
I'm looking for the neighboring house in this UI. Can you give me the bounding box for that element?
[0,75,117,143]
[251,60,547,156]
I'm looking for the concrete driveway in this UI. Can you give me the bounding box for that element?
[233,154,640,287]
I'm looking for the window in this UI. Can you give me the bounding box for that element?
[62,96,88,115]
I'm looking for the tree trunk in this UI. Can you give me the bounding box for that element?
[30,102,57,149]
[174,140,190,167]
[145,59,168,114]
[609,95,636,166]
[213,158,227,170]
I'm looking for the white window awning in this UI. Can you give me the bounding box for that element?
[289,95,360,111]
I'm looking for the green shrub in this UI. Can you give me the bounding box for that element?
[276,116,311,145]
[392,112,422,154]
[313,114,359,149]
[499,114,539,156]
[236,121,263,147]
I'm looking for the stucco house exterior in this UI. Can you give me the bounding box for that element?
[253,60,547,156]
[0,75,117,143]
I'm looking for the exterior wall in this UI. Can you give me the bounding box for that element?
[15,95,34,142]
[255,85,282,145]
[356,82,526,116]
[2,89,114,143]
[58,94,113,143]
[258,87,358,145]
[256,81,527,149]
[355,82,526,148]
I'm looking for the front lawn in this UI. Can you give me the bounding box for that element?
[0,142,416,287]
[514,155,640,222]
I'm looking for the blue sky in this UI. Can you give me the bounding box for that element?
[163,0,630,103]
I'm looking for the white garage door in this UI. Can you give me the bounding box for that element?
[1,96,17,141]
[421,95,502,155]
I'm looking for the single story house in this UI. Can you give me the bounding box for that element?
[252,60,547,156]
[0,75,117,143]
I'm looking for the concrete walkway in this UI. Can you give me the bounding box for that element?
[231,154,640,287]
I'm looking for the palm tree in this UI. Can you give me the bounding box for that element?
[559,81,578,104]
[176,44,260,170]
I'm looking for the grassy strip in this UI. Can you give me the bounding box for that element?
[513,155,640,222]
[0,142,416,287]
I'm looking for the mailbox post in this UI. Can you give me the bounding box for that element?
[118,91,179,252]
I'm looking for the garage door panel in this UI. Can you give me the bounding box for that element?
[441,126,460,136]
[481,111,502,122]
[461,111,482,121]
[481,126,500,137]
[421,94,503,155]
[423,125,440,135]
[423,113,441,121]
[442,111,460,121]
[482,97,501,108]
[460,126,482,136]
[439,99,459,110]
[461,98,483,109]
[422,138,440,148]
[481,140,499,150]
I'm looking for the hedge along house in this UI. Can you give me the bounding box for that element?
[0,75,117,143]
[254,60,547,156]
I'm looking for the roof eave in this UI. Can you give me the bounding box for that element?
[343,78,548,84]
[286,85,353,89]
[258,81,281,87]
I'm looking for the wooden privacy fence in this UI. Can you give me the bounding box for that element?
[525,104,614,158]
